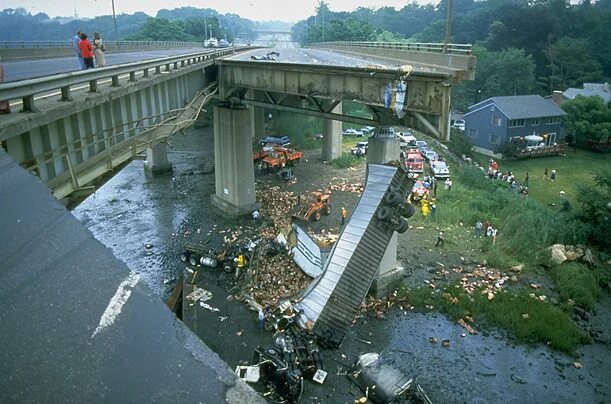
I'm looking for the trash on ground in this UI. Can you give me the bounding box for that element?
[187,287,212,302]
[235,365,261,383]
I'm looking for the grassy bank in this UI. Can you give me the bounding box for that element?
[471,149,611,207]
[402,285,590,354]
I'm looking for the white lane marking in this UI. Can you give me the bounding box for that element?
[91,272,140,338]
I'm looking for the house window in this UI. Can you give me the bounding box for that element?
[491,116,502,126]
[468,128,478,138]
[532,118,539,126]
[508,119,525,127]
[489,134,500,145]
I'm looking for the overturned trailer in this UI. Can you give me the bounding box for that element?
[294,164,415,348]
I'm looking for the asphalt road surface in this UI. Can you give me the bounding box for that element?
[2,48,211,82]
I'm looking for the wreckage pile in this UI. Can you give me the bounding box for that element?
[250,254,311,308]
[256,186,299,238]
[457,265,511,300]
[327,178,363,195]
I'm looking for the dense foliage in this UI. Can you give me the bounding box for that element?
[561,95,611,145]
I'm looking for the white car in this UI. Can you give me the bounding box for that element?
[342,128,365,137]
[431,161,450,178]
[452,119,466,131]
[396,132,417,143]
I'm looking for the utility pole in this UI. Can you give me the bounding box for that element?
[111,0,119,50]
[444,0,453,53]
[322,6,325,42]
[205,17,208,40]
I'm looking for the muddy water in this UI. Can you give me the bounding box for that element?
[73,126,610,403]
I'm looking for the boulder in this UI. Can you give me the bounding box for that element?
[550,245,567,265]
[564,250,578,261]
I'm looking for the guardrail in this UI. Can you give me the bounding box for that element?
[0,40,204,49]
[311,41,473,55]
[0,48,245,112]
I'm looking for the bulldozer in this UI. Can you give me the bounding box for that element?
[292,192,331,222]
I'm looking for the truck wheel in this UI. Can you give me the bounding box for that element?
[189,255,200,266]
[394,217,409,233]
[376,206,392,221]
[384,191,402,207]
[400,203,415,218]
[180,252,189,262]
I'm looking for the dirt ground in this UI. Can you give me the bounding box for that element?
[73,124,610,403]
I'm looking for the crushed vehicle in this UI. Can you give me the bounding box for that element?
[349,353,432,404]
[430,161,450,179]
[259,135,290,147]
[251,51,280,61]
[292,191,331,222]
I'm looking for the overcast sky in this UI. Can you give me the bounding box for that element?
[5,0,437,22]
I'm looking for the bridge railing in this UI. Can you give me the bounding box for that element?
[312,41,473,55]
[0,48,242,112]
[0,40,204,49]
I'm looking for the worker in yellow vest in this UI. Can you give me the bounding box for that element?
[420,198,429,216]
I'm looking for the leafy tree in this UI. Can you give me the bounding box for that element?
[546,37,603,90]
[448,129,474,157]
[126,18,193,41]
[575,169,611,249]
[452,47,536,111]
[561,95,611,145]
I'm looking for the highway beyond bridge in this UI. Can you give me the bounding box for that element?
[0,40,475,402]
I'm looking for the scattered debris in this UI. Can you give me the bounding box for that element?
[511,374,527,384]
[186,287,212,302]
[235,365,261,383]
[573,362,582,369]
[457,318,477,335]
[441,339,450,348]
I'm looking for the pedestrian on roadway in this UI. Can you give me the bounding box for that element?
[341,207,347,225]
[79,33,95,70]
[73,30,85,70]
[92,32,107,67]
[435,230,445,247]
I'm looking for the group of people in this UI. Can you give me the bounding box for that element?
[73,30,106,70]
[474,220,498,245]
[486,159,533,198]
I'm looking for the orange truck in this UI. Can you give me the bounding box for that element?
[261,146,302,170]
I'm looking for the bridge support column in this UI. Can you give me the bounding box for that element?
[322,101,342,161]
[367,135,403,297]
[250,90,265,139]
[144,142,173,175]
[211,105,258,216]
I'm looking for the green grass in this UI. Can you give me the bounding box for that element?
[332,153,361,169]
[472,149,611,207]
[401,285,591,354]
[549,262,601,311]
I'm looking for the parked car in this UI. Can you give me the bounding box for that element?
[415,140,427,150]
[351,141,368,156]
[431,161,450,178]
[342,128,365,137]
[423,150,438,162]
[360,126,375,134]
[396,132,417,144]
[259,135,290,147]
[452,119,466,131]
[218,39,230,48]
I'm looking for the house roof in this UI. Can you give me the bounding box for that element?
[467,95,567,119]
[563,83,611,105]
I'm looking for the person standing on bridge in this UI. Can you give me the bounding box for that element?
[79,33,95,70]
[73,30,85,70]
[92,32,107,68]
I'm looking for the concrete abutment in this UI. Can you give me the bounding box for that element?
[144,142,173,176]
[322,101,343,161]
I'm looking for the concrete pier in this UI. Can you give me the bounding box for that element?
[322,102,342,161]
[144,142,173,175]
[367,133,402,297]
[211,105,258,216]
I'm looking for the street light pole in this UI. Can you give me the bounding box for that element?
[444,0,453,53]
[111,0,119,50]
